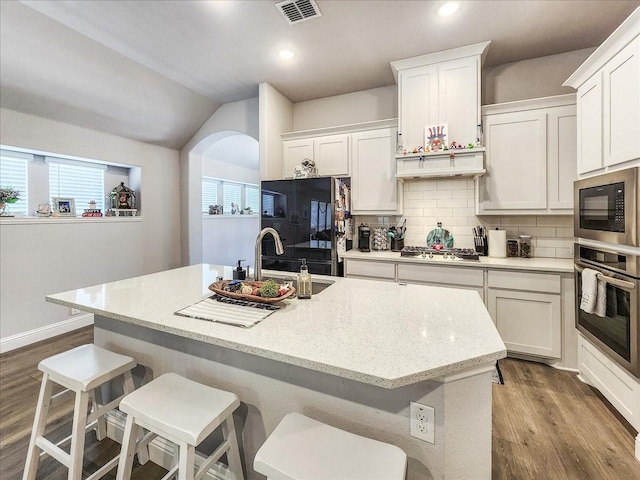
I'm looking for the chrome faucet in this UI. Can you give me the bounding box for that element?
[255,227,284,281]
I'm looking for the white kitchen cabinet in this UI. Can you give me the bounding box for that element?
[351,127,401,214]
[476,95,576,215]
[603,36,640,167]
[391,42,490,152]
[396,263,485,301]
[282,133,349,179]
[564,9,640,174]
[344,259,396,281]
[487,270,562,359]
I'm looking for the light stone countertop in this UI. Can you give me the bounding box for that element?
[342,249,574,273]
[46,264,506,389]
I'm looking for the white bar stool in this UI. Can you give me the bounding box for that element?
[115,372,244,480]
[23,344,144,480]
[254,413,407,480]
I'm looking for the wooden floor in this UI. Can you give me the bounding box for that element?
[1,327,639,479]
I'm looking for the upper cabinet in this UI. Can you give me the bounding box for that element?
[564,8,640,175]
[476,95,577,215]
[391,41,490,153]
[351,127,401,215]
[282,133,349,179]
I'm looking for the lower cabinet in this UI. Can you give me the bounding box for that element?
[487,270,562,359]
[397,263,484,301]
[344,259,396,281]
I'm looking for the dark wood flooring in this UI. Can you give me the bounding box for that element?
[1,327,639,479]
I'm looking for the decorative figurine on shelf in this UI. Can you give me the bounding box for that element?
[108,182,136,210]
[425,124,448,152]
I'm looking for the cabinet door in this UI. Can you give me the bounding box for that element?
[351,128,400,214]
[482,110,547,210]
[438,57,479,146]
[547,105,577,210]
[603,37,640,167]
[283,139,313,179]
[576,74,603,174]
[398,65,438,151]
[314,134,349,176]
[487,289,561,358]
[345,259,396,281]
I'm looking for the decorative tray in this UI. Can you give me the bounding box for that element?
[208,280,296,304]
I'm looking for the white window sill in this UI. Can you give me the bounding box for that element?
[0,216,143,225]
[202,214,259,219]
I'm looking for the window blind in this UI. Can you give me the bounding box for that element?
[202,178,219,212]
[47,157,106,212]
[223,182,242,214]
[262,193,274,217]
[245,185,259,213]
[0,149,32,216]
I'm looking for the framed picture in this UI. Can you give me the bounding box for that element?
[52,197,76,216]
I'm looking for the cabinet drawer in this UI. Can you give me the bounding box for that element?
[345,260,396,280]
[397,263,483,287]
[488,270,560,293]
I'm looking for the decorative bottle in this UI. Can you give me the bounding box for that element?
[297,259,312,299]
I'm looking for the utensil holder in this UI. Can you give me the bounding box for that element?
[391,238,404,252]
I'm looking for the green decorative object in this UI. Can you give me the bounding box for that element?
[259,279,279,298]
[426,222,454,248]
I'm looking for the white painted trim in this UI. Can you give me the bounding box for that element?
[482,94,576,115]
[106,410,235,480]
[281,118,398,139]
[0,314,94,354]
[636,433,640,461]
[0,217,142,225]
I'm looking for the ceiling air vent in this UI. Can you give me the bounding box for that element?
[276,0,322,25]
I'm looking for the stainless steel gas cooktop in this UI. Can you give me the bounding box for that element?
[400,246,480,261]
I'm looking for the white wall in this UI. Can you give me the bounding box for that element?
[259,83,293,181]
[0,107,181,350]
[180,98,259,266]
[202,216,260,268]
[292,85,397,131]
[482,48,595,105]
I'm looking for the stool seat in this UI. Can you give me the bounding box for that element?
[39,344,137,391]
[116,373,244,480]
[254,413,407,480]
[119,372,240,446]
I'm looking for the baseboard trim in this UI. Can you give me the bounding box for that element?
[106,410,236,480]
[0,314,94,354]
[635,433,640,461]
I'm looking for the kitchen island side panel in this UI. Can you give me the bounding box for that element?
[95,315,493,480]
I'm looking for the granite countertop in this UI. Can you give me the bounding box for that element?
[341,250,574,273]
[46,264,506,389]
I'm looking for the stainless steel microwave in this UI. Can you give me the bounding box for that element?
[574,167,640,247]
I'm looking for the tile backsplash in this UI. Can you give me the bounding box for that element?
[356,178,574,259]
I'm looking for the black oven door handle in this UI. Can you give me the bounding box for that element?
[575,264,636,291]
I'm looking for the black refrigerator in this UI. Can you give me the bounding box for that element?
[260,177,352,276]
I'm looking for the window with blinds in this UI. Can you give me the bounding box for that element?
[47,157,106,212]
[262,193,275,217]
[202,178,259,215]
[223,182,242,214]
[202,178,219,212]
[245,185,260,213]
[0,149,32,216]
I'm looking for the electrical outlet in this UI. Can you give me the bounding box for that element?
[70,308,81,316]
[410,401,435,444]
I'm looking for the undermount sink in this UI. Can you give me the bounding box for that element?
[264,277,334,295]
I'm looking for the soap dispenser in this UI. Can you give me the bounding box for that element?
[297,259,312,299]
[233,260,246,280]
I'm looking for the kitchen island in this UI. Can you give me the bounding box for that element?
[47,264,506,480]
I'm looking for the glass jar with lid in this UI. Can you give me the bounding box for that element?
[519,235,532,258]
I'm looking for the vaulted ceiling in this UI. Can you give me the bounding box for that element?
[1,0,638,150]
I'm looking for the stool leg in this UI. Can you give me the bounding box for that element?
[222,415,244,480]
[23,373,54,480]
[68,390,90,480]
[122,370,149,465]
[115,414,139,480]
[177,442,195,480]
[90,386,107,441]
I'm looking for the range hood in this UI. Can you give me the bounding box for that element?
[395,148,486,180]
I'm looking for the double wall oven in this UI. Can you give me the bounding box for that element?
[574,167,640,378]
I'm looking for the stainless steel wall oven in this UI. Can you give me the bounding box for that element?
[574,167,639,246]
[575,244,639,377]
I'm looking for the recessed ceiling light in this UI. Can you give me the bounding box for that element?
[438,2,459,16]
[279,50,295,60]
